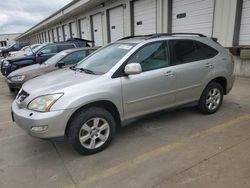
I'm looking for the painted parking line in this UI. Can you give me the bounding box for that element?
[65,114,250,188]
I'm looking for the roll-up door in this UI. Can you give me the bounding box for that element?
[63,24,70,40]
[70,22,77,38]
[239,0,250,45]
[53,29,58,42]
[133,0,157,35]
[49,30,53,42]
[79,18,90,40]
[57,27,63,41]
[108,6,125,42]
[92,13,104,46]
[172,0,215,37]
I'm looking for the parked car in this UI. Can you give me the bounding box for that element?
[1,38,93,76]
[9,44,41,57]
[7,47,99,92]
[11,33,235,155]
[0,42,29,57]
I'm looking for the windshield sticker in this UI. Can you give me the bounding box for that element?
[118,45,133,50]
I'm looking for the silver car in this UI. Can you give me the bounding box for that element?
[12,33,235,155]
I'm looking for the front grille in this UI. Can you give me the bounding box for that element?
[17,89,30,102]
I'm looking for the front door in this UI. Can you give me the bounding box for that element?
[121,41,177,119]
[36,45,58,64]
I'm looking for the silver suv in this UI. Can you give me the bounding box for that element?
[12,33,235,155]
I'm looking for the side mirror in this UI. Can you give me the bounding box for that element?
[124,63,142,75]
[57,61,65,68]
[36,51,43,56]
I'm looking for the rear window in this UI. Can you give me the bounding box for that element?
[169,40,218,65]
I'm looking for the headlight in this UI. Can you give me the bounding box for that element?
[28,93,63,112]
[0,50,2,53]
[10,75,26,82]
[3,60,10,66]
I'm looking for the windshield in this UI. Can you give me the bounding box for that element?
[75,43,136,74]
[26,44,46,56]
[44,51,69,65]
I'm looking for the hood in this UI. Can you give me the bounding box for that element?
[22,68,100,94]
[5,54,34,62]
[8,64,43,77]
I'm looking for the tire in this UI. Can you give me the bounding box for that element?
[67,107,116,155]
[198,82,224,114]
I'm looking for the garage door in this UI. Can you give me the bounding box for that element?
[172,0,214,37]
[92,13,104,46]
[133,0,157,35]
[79,18,90,40]
[53,29,58,42]
[70,22,77,38]
[49,30,53,42]
[57,27,63,41]
[63,24,70,40]
[239,0,250,45]
[109,6,124,42]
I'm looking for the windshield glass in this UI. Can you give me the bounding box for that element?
[26,44,46,56]
[44,51,69,65]
[75,43,136,74]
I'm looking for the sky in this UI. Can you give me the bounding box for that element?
[0,0,72,34]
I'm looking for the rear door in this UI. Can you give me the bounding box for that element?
[168,39,218,105]
[121,41,176,119]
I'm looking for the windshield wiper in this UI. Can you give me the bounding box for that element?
[70,67,96,75]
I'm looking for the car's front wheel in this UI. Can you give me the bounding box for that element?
[67,107,116,155]
[198,82,223,114]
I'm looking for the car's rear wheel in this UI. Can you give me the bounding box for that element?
[198,82,223,114]
[67,107,116,155]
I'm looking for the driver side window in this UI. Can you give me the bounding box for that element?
[39,45,57,55]
[127,41,169,72]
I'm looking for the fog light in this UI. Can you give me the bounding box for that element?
[30,125,48,132]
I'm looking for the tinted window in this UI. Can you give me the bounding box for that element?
[58,44,75,51]
[127,41,169,72]
[195,41,218,59]
[170,40,218,65]
[63,51,87,65]
[39,45,57,54]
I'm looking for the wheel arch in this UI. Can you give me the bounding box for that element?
[204,76,227,95]
[65,100,121,136]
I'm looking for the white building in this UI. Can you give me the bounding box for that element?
[0,33,21,47]
[15,0,250,76]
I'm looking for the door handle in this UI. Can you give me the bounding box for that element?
[164,71,175,77]
[205,63,213,68]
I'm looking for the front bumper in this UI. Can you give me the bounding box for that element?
[12,101,74,139]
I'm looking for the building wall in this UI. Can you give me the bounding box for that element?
[0,33,21,47]
[15,0,250,77]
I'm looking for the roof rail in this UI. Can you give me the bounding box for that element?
[118,33,206,41]
[149,33,206,38]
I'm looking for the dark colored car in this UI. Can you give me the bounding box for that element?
[0,43,29,57]
[7,47,99,92]
[1,38,93,77]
